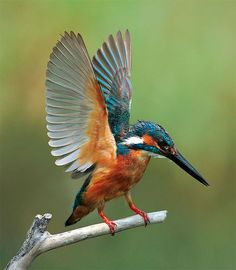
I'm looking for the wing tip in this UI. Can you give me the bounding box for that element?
[125,29,130,36]
[55,158,63,166]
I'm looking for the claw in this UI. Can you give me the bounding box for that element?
[107,221,117,236]
[98,209,117,235]
[139,211,150,226]
[128,202,150,226]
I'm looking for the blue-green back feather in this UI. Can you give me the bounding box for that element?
[72,173,92,210]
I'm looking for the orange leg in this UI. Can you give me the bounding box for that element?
[125,192,150,226]
[98,208,117,236]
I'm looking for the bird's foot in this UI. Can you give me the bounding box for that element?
[139,211,150,226]
[106,220,117,236]
[98,210,117,235]
[129,203,150,226]
[135,209,150,226]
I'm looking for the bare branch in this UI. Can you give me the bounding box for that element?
[5,210,167,270]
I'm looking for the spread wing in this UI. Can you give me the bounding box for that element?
[46,32,116,176]
[92,30,132,141]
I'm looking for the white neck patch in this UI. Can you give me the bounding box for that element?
[123,136,144,145]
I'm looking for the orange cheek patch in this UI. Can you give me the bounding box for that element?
[142,134,157,147]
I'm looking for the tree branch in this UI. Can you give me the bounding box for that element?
[5,210,167,270]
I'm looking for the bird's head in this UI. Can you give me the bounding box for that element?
[124,121,209,186]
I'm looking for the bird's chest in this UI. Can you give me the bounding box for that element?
[89,150,150,202]
[115,150,150,185]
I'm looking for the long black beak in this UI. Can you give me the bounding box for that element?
[167,150,209,186]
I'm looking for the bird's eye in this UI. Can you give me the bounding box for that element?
[158,140,170,151]
[162,145,170,152]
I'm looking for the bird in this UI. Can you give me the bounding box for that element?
[45,30,209,235]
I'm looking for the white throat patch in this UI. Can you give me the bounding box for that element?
[123,136,144,145]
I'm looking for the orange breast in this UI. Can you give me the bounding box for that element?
[83,150,151,207]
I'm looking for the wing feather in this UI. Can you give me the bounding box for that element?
[46,32,116,176]
[92,30,132,140]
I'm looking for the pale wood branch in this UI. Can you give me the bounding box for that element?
[5,210,167,270]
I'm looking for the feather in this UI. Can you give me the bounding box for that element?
[55,149,81,166]
[46,31,116,176]
[92,30,132,140]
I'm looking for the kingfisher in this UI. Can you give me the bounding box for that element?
[45,30,209,235]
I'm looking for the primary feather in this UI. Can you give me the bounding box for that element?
[46,31,116,176]
[92,30,132,141]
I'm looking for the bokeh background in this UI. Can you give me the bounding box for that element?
[1,0,236,269]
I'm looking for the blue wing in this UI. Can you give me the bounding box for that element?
[92,30,132,141]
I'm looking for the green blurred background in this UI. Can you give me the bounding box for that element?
[1,0,236,269]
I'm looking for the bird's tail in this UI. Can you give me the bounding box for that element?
[65,205,91,227]
[65,173,93,226]
[65,212,80,226]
